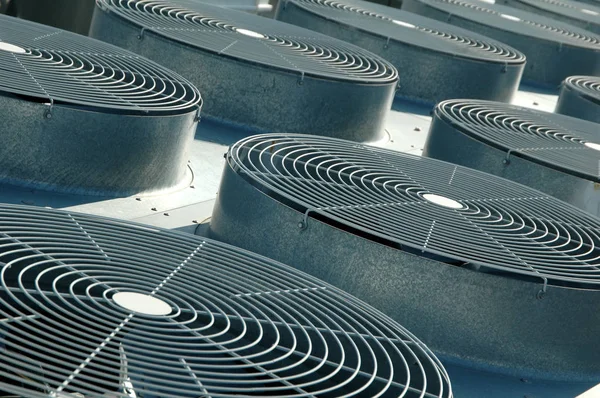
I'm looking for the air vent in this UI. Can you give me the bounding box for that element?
[277,0,525,104]
[209,133,600,380]
[89,0,398,142]
[499,0,600,35]
[0,15,202,196]
[6,0,96,35]
[555,75,600,123]
[402,0,600,86]
[0,204,452,398]
[423,99,600,216]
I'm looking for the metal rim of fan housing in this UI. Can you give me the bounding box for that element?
[89,0,399,142]
[208,133,600,382]
[401,0,600,87]
[0,15,202,196]
[0,203,452,398]
[276,0,526,104]
[555,75,600,123]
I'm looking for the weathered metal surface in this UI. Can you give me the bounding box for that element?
[402,0,600,87]
[89,0,397,142]
[277,0,525,105]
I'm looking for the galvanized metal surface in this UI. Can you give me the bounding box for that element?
[555,75,600,123]
[0,15,201,196]
[423,99,600,216]
[208,133,600,397]
[0,87,555,228]
[499,0,600,35]
[277,0,525,104]
[0,203,452,397]
[6,0,96,34]
[89,0,398,142]
[401,0,600,87]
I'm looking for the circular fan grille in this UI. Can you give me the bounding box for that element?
[228,134,600,289]
[413,0,600,48]
[435,99,600,180]
[564,75,600,100]
[290,0,525,63]
[515,0,600,24]
[0,15,201,115]
[95,0,398,83]
[0,205,451,397]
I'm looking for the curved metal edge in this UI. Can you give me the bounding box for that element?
[555,83,600,124]
[422,113,600,216]
[208,162,600,382]
[89,5,395,142]
[277,0,524,104]
[401,0,600,87]
[0,95,197,196]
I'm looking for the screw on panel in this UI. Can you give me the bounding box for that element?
[137,27,146,40]
[384,37,391,49]
[501,63,507,73]
[194,106,201,122]
[298,209,313,230]
[297,72,305,86]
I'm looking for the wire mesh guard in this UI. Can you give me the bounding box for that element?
[93,0,397,85]
[0,205,452,398]
[556,75,600,123]
[432,99,600,182]
[401,0,600,85]
[0,15,200,115]
[281,0,525,64]
[277,0,525,103]
[226,134,600,289]
[500,0,600,34]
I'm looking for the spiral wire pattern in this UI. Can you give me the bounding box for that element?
[288,0,525,63]
[414,0,600,48]
[513,0,600,24]
[0,15,201,115]
[436,99,600,180]
[564,75,600,101]
[95,0,398,83]
[0,204,451,397]
[228,134,600,289]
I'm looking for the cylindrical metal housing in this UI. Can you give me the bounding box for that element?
[89,0,398,142]
[555,75,600,123]
[209,134,600,386]
[0,203,452,398]
[277,0,525,105]
[402,0,600,87]
[6,0,96,35]
[499,0,600,35]
[423,99,600,216]
[0,15,202,196]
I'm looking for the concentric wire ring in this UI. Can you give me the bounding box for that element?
[289,0,525,63]
[408,0,600,48]
[0,15,201,115]
[0,204,451,397]
[94,0,398,84]
[435,99,600,180]
[227,134,600,289]
[563,75,600,101]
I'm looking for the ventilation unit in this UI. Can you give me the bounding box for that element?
[89,0,398,142]
[499,0,600,35]
[6,0,96,35]
[201,0,274,14]
[555,75,600,123]
[0,15,202,196]
[209,133,600,386]
[423,99,600,216]
[277,0,526,104]
[0,204,452,398]
[402,0,600,86]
